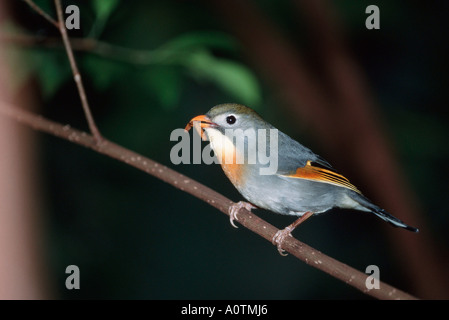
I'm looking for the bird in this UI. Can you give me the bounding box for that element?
[185,103,418,255]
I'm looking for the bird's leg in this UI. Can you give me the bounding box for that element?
[228,201,257,228]
[272,211,314,256]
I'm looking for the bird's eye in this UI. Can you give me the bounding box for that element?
[226,115,236,125]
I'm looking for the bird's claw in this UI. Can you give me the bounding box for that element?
[228,201,257,228]
[272,227,293,256]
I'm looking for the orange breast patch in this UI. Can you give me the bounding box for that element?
[219,147,246,189]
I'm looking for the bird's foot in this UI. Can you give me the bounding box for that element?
[272,227,294,256]
[271,211,314,256]
[228,201,257,228]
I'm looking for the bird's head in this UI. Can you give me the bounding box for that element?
[185,103,271,173]
[185,103,267,138]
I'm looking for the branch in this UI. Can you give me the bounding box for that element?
[23,0,58,28]
[53,0,102,143]
[23,0,102,142]
[0,102,418,300]
[0,33,172,65]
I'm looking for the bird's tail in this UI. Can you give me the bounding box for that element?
[370,207,419,232]
[352,193,419,233]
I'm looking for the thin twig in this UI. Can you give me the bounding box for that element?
[23,0,58,28]
[23,0,103,143]
[53,0,103,143]
[0,102,419,300]
[0,33,165,65]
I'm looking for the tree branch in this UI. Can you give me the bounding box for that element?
[53,0,102,143]
[0,102,418,300]
[0,33,173,65]
[23,0,58,28]
[23,0,102,142]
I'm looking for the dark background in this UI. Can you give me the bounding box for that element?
[5,0,448,299]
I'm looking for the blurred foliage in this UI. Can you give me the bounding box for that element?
[12,0,262,108]
[90,0,119,37]
[3,0,448,299]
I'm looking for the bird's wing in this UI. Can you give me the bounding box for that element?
[277,160,361,194]
[275,132,361,194]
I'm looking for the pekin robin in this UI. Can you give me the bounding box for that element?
[185,103,418,255]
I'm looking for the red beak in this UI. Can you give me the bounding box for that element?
[185,115,217,140]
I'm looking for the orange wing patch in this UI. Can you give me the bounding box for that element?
[282,160,361,194]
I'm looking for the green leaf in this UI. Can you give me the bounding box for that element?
[140,66,182,110]
[159,31,237,52]
[90,0,120,37]
[91,0,120,21]
[147,31,238,65]
[81,55,127,90]
[184,50,261,106]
